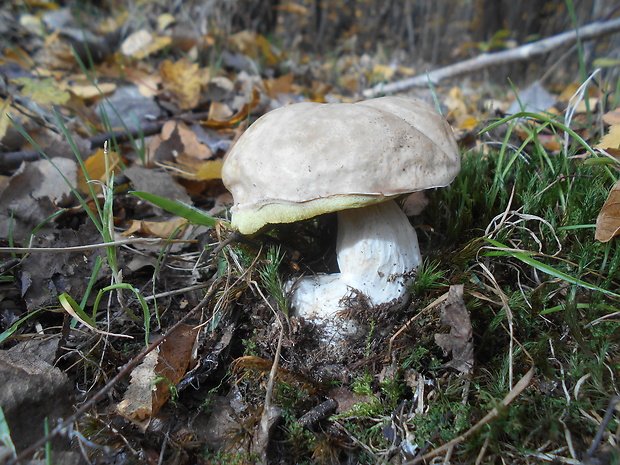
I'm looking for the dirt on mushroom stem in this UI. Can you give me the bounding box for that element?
[286,200,421,349]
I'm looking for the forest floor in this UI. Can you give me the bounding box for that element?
[0,2,619,465]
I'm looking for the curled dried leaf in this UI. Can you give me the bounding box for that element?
[595,179,620,243]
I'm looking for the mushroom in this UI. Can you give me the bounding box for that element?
[222,97,460,339]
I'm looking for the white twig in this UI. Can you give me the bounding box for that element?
[364,17,620,97]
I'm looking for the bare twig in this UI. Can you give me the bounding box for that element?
[0,237,194,254]
[584,395,620,463]
[0,121,165,170]
[364,17,620,97]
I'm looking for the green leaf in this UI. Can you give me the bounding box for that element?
[0,309,42,345]
[59,293,98,328]
[15,77,70,105]
[0,405,15,455]
[482,238,620,299]
[131,191,221,227]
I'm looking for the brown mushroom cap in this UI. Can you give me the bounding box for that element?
[222,96,460,235]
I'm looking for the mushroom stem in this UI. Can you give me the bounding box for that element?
[289,200,421,337]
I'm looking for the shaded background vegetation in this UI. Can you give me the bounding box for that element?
[105,0,620,83]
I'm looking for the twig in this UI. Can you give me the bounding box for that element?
[0,237,194,254]
[0,109,216,171]
[364,17,620,97]
[0,121,165,170]
[251,282,286,463]
[584,395,620,462]
[7,280,220,465]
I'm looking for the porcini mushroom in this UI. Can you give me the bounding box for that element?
[222,97,460,339]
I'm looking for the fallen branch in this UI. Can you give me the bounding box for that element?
[363,17,620,97]
[0,111,213,171]
[0,121,164,171]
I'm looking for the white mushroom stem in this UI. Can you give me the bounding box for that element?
[288,200,421,337]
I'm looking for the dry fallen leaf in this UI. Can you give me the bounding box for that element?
[201,88,261,129]
[595,179,620,243]
[434,285,473,375]
[117,324,199,429]
[116,350,158,429]
[195,160,223,180]
[123,217,189,238]
[596,123,620,157]
[149,120,213,163]
[445,86,469,122]
[15,77,71,105]
[263,73,294,98]
[159,57,209,110]
[66,82,117,100]
[78,147,122,194]
[602,109,620,126]
[121,29,173,59]
[0,98,12,142]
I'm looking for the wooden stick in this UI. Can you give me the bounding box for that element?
[363,17,620,98]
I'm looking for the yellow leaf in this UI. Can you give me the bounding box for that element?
[0,98,11,142]
[596,124,620,151]
[67,82,116,99]
[457,115,478,131]
[596,179,620,243]
[121,29,153,57]
[255,34,280,67]
[372,64,394,82]
[134,36,172,60]
[445,87,468,120]
[121,29,172,59]
[557,83,581,103]
[159,58,206,110]
[78,148,122,194]
[14,77,70,105]
[157,13,176,32]
[196,160,223,180]
[275,2,309,15]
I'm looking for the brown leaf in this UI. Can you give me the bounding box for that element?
[122,217,189,238]
[117,324,199,429]
[161,120,213,161]
[602,109,620,126]
[263,73,294,98]
[201,88,261,129]
[595,179,620,243]
[327,387,376,414]
[434,285,473,374]
[152,324,200,413]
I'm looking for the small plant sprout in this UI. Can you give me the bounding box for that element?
[222,97,460,340]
